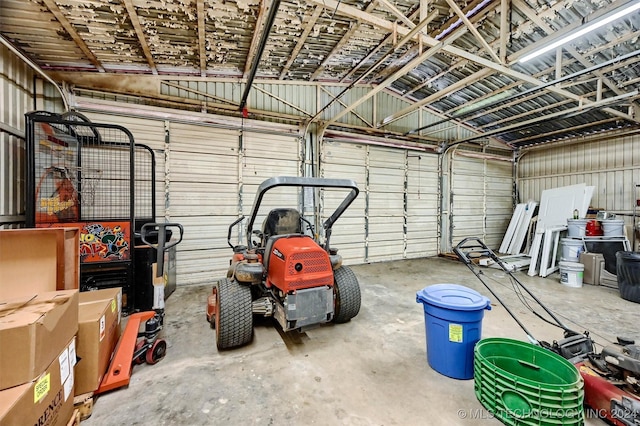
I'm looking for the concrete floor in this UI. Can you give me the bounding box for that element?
[83,256,637,425]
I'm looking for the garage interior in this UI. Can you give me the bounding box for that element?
[1,0,640,424]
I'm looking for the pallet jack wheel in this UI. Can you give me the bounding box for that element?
[133,340,146,365]
[145,339,167,365]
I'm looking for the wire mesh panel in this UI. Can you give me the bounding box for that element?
[25,111,159,313]
[27,112,137,223]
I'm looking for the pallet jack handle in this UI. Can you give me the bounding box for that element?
[141,222,184,278]
[454,237,541,346]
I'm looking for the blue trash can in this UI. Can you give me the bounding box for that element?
[416,284,491,379]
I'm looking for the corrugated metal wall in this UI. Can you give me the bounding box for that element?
[518,134,640,241]
[161,80,470,141]
[448,148,514,251]
[0,45,64,228]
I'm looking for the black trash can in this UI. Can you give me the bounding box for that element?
[616,251,640,303]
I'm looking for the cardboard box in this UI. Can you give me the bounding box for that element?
[76,288,122,395]
[0,338,76,426]
[0,290,79,391]
[580,252,605,285]
[0,228,79,300]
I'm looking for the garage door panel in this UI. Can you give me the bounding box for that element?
[450,151,513,249]
[369,172,404,190]
[368,147,406,262]
[171,216,233,250]
[177,248,231,285]
[170,124,238,155]
[368,241,404,262]
[322,142,367,165]
[171,153,237,183]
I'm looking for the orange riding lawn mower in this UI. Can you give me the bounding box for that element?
[206,176,362,350]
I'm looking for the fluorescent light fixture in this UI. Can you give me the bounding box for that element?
[519,0,640,63]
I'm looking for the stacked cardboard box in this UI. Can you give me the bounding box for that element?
[0,291,79,426]
[76,288,122,396]
[0,228,124,424]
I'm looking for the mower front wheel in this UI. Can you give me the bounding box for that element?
[214,278,253,350]
[333,265,361,323]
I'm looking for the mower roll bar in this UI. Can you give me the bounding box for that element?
[240,176,359,251]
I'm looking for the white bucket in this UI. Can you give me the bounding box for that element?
[560,238,583,262]
[559,261,584,288]
[567,219,588,237]
[602,219,625,237]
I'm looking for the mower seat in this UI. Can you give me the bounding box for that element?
[262,208,303,272]
[262,208,302,239]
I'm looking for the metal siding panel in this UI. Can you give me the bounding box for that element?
[1,45,32,225]
[375,94,418,135]
[518,134,640,243]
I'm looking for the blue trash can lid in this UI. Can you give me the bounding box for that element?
[416,284,491,311]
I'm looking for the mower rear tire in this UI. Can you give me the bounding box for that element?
[333,265,361,323]
[215,278,253,350]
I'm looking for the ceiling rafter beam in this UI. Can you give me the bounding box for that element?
[402,60,469,98]
[280,6,323,80]
[306,9,441,127]
[244,0,267,78]
[311,2,379,81]
[455,90,639,144]
[196,0,207,77]
[478,98,575,129]
[406,52,640,135]
[339,10,434,84]
[499,0,509,63]
[41,0,104,73]
[324,29,464,126]
[376,0,415,28]
[443,0,501,63]
[374,0,493,84]
[122,0,158,75]
[363,11,437,83]
[510,118,621,145]
[309,0,635,127]
[240,0,281,110]
[511,0,623,96]
[381,67,492,127]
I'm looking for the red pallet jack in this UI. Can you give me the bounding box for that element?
[455,238,640,425]
[95,223,183,394]
[95,311,166,394]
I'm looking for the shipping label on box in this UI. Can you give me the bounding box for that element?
[0,290,79,391]
[0,338,76,426]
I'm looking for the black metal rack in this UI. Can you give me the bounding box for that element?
[25,111,161,313]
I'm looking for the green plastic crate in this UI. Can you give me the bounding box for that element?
[474,338,584,425]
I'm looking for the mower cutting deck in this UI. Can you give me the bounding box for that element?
[206,176,362,350]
